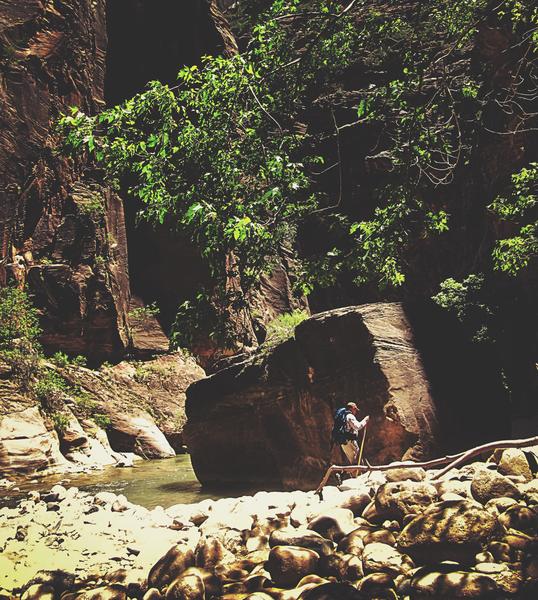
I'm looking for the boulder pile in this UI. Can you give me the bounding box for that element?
[1,447,537,599]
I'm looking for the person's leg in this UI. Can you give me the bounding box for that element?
[341,441,358,464]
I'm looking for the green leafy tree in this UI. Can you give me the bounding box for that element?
[490,163,538,274]
[58,0,537,342]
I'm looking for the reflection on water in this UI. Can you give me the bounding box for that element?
[0,455,259,510]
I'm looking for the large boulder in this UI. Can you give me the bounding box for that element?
[398,500,500,564]
[185,303,444,489]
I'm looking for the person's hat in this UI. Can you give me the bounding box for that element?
[346,402,359,411]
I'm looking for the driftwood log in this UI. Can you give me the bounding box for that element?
[315,435,538,494]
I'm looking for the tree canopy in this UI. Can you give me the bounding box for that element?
[59,0,537,346]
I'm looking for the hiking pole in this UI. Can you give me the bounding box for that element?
[356,422,368,473]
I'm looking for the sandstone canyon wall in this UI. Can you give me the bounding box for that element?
[0,0,132,361]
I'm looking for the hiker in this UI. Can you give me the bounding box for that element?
[332,402,370,464]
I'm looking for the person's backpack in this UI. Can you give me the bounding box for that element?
[331,407,355,444]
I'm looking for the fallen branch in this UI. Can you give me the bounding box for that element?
[432,435,538,480]
[315,435,538,494]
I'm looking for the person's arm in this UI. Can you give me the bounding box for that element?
[346,413,369,434]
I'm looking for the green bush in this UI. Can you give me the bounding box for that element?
[0,287,42,389]
[71,386,110,429]
[51,351,70,368]
[265,309,309,345]
[72,355,87,367]
[51,351,87,368]
[128,302,160,324]
[52,412,70,434]
[92,413,111,430]
[432,274,493,344]
[1,341,41,390]
[0,286,41,349]
[32,370,67,413]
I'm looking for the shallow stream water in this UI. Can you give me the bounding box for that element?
[0,455,262,509]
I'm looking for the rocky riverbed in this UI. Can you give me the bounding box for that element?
[1,448,537,599]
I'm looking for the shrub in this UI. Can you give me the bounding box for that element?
[51,351,70,368]
[1,341,41,390]
[72,355,87,367]
[52,412,70,434]
[78,195,104,223]
[133,364,150,383]
[92,413,111,430]
[0,287,42,389]
[0,286,41,349]
[32,369,67,412]
[432,274,494,344]
[51,352,87,368]
[265,309,309,345]
[128,302,160,324]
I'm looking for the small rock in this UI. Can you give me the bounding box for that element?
[195,537,234,572]
[359,572,397,595]
[385,467,426,482]
[165,572,204,600]
[498,504,538,535]
[488,541,511,562]
[299,582,365,599]
[362,542,414,576]
[335,490,371,517]
[147,544,195,590]
[111,495,130,513]
[266,545,319,588]
[498,448,533,482]
[475,551,494,564]
[94,492,117,506]
[484,496,518,515]
[471,467,521,504]
[474,562,507,574]
[21,584,55,600]
[410,569,500,598]
[269,528,334,557]
[374,481,438,521]
[307,508,356,542]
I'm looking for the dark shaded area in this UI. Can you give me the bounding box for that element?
[104,0,222,330]
[105,0,222,105]
[405,300,510,452]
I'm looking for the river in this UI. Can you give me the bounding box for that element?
[0,455,263,510]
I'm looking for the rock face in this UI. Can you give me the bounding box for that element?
[60,352,205,457]
[0,0,130,361]
[185,303,442,489]
[0,400,66,475]
[0,352,204,476]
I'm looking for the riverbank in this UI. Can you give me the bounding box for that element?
[1,447,537,599]
[0,456,223,511]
